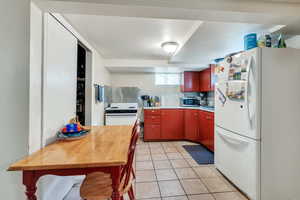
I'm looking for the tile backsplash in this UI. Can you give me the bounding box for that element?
[207,91,215,107]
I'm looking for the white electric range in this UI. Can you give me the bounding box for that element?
[105,103,138,125]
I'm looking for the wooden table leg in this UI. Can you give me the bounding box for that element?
[111,166,122,200]
[23,171,38,200]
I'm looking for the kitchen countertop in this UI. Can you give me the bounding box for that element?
[143,106,214,113]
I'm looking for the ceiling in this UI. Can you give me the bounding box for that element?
[64,14,200,60]
[107,66,202,73]
[171,22,276,65]
[47,0,300,73]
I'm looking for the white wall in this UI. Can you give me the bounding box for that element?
[29,2,43,154]
[286,36,300,48]
[0,0,30,199]
[110,73,181,106]
[92,51,111,125]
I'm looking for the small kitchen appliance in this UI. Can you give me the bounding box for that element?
[180,97,200,107]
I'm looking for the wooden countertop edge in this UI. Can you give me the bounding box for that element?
[7,160,127,171]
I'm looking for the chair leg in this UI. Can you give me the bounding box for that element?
[128,186,135,200]
[132,168,135,179]
[131,186,136,200]
[128,191,132,200]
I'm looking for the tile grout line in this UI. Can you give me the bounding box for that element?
[177,142,218,200]
[164,143,190,200]
[178,142,244,200]
[149,143,163,200]
[174,142,214,199]
[137,141,243,200]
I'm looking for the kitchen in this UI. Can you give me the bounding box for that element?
[3,1,300,200]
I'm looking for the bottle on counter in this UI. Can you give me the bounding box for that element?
[265,34,272,47]
[257,34,266,47]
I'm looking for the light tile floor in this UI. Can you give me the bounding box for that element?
[134,139,249,200]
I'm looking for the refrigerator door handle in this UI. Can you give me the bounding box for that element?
[217,130,249,146]
[246,56,253,129]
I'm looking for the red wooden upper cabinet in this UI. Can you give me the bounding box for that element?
[199,65,216,92]
[199,68,211,92]
[161,109,184,140]
[181,71,200,92]
[184,109,199,141]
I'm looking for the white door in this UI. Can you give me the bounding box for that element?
[215,49,260,139]
[215,126,260,200]
[43,14,78,146]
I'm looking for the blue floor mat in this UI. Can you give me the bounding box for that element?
[182,144,214,165]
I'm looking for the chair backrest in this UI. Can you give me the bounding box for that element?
[129,120,139,146]
[132,120,139,135]
[120,128,139,189]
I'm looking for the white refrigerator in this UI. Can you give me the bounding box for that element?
[215,47,300,200]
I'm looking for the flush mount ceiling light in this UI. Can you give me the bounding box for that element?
[161,41,179,55]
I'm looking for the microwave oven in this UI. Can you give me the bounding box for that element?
[180,97,200,107]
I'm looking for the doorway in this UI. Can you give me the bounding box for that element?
[76,44,86,125]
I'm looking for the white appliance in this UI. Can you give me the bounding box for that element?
[215,48,300,200]
[105,103,138,125]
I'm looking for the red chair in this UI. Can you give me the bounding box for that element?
[80,128,139,200]
[130,120,139,178]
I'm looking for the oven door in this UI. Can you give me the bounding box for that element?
[105,113,137,126]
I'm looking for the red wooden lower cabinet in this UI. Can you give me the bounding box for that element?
[206,113,215,152]
[161,109,184,140]
[144,124,161,140]
[198,111,207,145]
[198,110,214,152]
[144,108,214,151]
[144,110,161,140]
[184,110,199,140]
